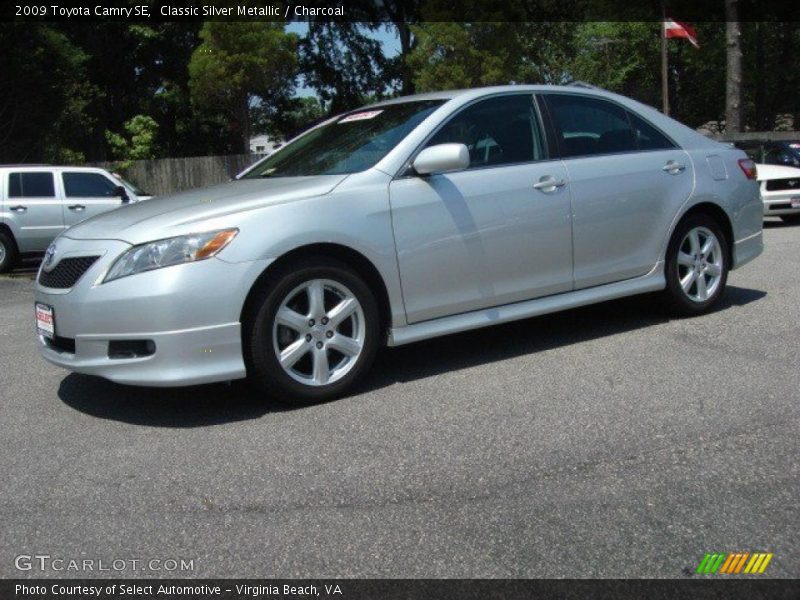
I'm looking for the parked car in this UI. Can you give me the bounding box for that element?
[756,163,800,224]
[760,141,800,169]
[34,85,763,403]
[0,165,146,272]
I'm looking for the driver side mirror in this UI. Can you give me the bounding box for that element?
[413,143,470,176]
[113,185,130,203]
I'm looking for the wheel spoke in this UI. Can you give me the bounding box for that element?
[677,251,694,267]
[312,348,330,384]
[276,307,308,333]
[705,263,721,277]
[328,333,362,357]
[700,236,715,259]
[688,230,701,255]
[696,274,708,300]
[681,270,698,293]
[279,338,308,369]
[307,281,326,319]
[327,296,358,328]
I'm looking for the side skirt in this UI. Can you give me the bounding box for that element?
[387,262,666,347]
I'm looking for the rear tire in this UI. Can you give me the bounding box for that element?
[0,231,18,274]
[243,256,380,405]
[662,214,730,317]
[780,214,800,225]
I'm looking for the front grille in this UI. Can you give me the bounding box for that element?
[46,335,76,354]
[38,256,100,289]
[765,178,800,191]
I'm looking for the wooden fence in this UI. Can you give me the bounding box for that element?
[93,153,266,197]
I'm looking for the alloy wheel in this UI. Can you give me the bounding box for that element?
[676,226,724,303]
[271,278,366,386]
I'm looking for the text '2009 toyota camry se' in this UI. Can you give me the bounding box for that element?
[34,85,763,403]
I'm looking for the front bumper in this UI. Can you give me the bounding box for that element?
[35,235,273,387]
[762,192,800,216]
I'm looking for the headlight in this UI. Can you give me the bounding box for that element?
[104,228,238,283]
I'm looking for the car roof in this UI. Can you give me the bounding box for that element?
[365,84,640,108]
[0,165,109,172]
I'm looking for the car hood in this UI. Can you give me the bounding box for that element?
[63,175,348,244]
[756,163,800,181]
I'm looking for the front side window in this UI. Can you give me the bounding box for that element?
[8,172,55,198]
[63,172,118,197]
[546,94,637,158]
[242,100,445,178]
[426,94,546,168]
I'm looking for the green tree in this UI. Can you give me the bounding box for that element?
[407,22,574,92]
[570,22,727,129]
[299,22,389,114]
[189,22,298,153]
[0,23,96,163]
[105,115,159,168]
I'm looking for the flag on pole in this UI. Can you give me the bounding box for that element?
[664,19,700,48]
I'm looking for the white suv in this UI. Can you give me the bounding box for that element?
[0,165,146,272]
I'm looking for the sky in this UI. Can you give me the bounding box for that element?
[286,23,402,97]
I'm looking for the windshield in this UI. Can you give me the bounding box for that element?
[241,100,445,178]
[112,173,146,196]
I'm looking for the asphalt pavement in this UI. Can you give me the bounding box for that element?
[0,222,797,578]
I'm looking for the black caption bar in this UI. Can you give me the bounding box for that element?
[3,0,800,23]
[2,579,799,600]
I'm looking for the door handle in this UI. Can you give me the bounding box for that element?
[10,205,27,212]
[662,161,686,174]
[533,176,567,192]
[67,204,86,211]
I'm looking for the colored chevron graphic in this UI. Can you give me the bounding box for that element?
[696,552,773,574]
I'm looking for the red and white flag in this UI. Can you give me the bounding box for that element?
[664,19,700,48]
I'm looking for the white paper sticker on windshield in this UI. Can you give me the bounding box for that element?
[338,110,383,124]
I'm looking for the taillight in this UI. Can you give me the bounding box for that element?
[738,158,757,180]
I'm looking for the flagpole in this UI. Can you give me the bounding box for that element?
[661,5,669,115]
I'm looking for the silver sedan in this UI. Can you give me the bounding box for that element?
[34,85,763,403]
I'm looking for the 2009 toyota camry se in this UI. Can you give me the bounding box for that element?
[34,85,763,403]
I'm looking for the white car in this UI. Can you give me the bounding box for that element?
[757,163,800,224]
[0,165,148,272]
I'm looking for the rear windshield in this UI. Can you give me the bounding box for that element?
[241,100,445,178]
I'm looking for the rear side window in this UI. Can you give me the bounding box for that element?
[546,94,637,158]
[63,172,118,197]
[8,172,55,198]
[427,94,546,168]
[627,111,676,151]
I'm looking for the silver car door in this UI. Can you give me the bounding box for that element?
[61,171,127,227]
[4,171,65,252]
[543,93,694,289]
[389,93,573,324]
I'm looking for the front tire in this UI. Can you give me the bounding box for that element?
[662,214,730,316]
[0,231,18,274]
[243,257,380,404]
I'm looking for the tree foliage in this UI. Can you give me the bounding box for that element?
[0,23,95,163]
[408,22,574,92]
[105,115,160,168]
[188,22,298,152]
[1,19,797,164]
